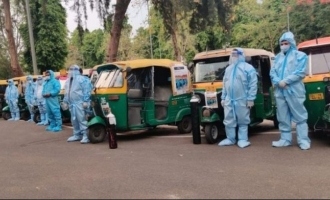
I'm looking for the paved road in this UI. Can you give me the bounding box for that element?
[0,119,330,199]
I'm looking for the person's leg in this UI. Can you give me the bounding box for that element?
[272,96,292,147]
[45,101,55,131]
[13,100,20,121]
[286,96,310,150]
[219,101,237,146]
[37,104,45,125]
[67,106,83,141]
[8,101,15,121]
[236,102,251,148]
[27,103,34,122]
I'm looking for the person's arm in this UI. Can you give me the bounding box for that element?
[269,56,281,86]
[82,78,92,103]
[283,51,307,85]
[247,66,258,101]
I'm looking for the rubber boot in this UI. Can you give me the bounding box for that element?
[237,125,251,148]
[14,111,20,121]
[218,126,236,146]
[8,112,15,121]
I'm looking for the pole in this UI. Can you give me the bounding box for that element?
[147,0,153,59]
[25,0,38,75]
[190,95,201,144]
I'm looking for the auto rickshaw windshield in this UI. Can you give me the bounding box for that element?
[194,57,229,82]
[94,69,123,88]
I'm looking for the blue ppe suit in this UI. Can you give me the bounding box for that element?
[219,48,258,148]
[64,65,92,144]
[42,70,62,132]
[34,76,48,126]
[5,79,20,121]
[25,75,36,122]
[269,31,311,150]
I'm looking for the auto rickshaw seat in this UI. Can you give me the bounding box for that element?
[154,86,172,103]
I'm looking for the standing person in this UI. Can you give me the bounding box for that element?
[218,48,258,148]
[270,31,311,150]
[63,65,92,144]
[5,79,20,121]
[42,70,62,132]
[34,76,48,126]
[24,75,36,122]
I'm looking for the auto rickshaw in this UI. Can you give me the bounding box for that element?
[297,36,330,132]
[190,48,277,144]
[88,59,193,143]
[2,75,40,120]
[0,80,9,117]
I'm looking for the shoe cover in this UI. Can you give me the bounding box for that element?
[67,135,82,142]
[80,137,90,144]
[272,139,291,147]
[299,142,310,150]
[51,127,62,132]
[14,118,20,121]
[8,118,14,121]
[46,126,53,131]
[43,121,49,126]
[37,122,44,126]
[27,119,33,122]
[237,140,251,148]
[218,138,235,146]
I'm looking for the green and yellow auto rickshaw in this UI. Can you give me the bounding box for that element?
[0,80,8,117]
[2,75,40,120]
[190,48,277,143]
[297,36,330,132]
[87,59,193,143]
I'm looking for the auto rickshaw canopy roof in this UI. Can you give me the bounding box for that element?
[193,48,275,60]
[0,80,8,85]
[298,36,330,50]
[92,59,184,72]
[12,75,41,82]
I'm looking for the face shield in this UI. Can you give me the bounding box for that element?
[229,49,244,65]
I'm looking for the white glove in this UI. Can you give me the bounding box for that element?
[221,100,225,107]
[6,100,8,104]
[82,102,89,109]
[278,80,287,88]
[15,99,18,103]
[247,101,254,109]
[60,102,69,111]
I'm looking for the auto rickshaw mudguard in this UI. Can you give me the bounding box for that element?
[175,108,191,122]
[88,116,106,127]
[201,112,221,123]
[2,105,9,112]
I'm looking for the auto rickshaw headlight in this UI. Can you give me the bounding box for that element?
[202,108,211,117]
[323,77,330,82]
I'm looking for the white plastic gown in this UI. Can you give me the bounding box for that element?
[219,48,258,148]
[5,79,20,120]
[63,66,92,144]
[24,75,36,121]
[34,76,48,125]
[269,31,311,150]
[42,70,62,132]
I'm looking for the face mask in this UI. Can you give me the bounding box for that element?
[231,57,238,64]
[280,44,290,53]
[28,80,32,83]
[45,76,50,80]
[8,82,13,86]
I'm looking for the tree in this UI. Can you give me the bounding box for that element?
[20,0,68,73]
[2,0,24,76]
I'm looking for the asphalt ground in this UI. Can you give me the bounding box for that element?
[1,119,330,199]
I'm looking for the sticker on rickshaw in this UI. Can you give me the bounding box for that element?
[205,91,218,108]
[309,93,324,100]
[174,65,189,95]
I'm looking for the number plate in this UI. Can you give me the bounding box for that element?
[309,93,324,100]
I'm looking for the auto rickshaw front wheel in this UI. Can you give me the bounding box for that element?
[177,116,192,133]
[204,124,222,144]
[2,112,10,120]
[88,124,106,144]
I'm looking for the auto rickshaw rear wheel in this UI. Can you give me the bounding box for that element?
[2,112,10,120]
[33,112,41,123]
[177,116,192,133]
[205,124,222,144]
[88,124,106,144]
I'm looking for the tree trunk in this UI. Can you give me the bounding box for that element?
[171,31,180,61]
[2,0,24,77]
[106,0,131,62]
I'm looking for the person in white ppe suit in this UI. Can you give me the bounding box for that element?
[24,75,36,122]
[270,31,311,150]
[5,79,20,121]
[63,65,92,144]
[218,48,258,148]
[34,76,49,126]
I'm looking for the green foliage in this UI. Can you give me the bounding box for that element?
[20,0,68,73]
[81,29,105,68]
